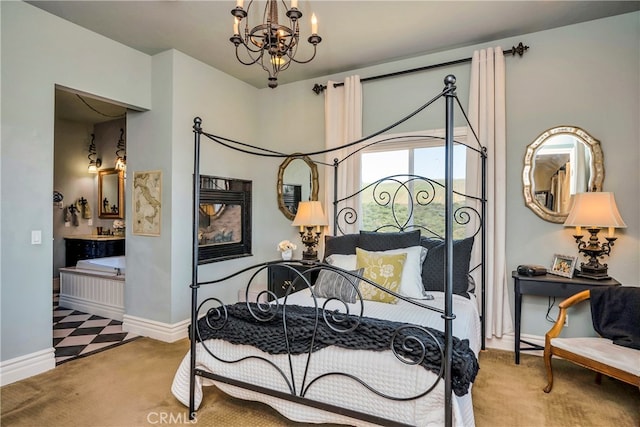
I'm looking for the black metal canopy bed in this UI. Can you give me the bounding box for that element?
[171,75,487,426]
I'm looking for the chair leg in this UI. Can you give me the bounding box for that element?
[543,350,554,393]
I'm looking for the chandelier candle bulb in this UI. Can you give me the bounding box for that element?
[311,13,318,34]
[236,0,243,8]
[608,226,615,238]
[233,18,239,35]
[575,226,582,236]
[291,0,297,9]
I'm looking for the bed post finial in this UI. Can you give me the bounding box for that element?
[444,74,456,88]
[193,117,202,132]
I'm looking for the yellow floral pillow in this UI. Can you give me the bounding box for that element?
[355,248,407,304]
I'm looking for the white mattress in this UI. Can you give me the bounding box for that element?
[171,290,481,426]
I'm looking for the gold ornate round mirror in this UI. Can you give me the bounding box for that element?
[523,126,604,223]
[277,154,319,220]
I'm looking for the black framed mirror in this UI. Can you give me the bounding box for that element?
[523,126,604,223]
[98,168,124,219]
[276,154,319,220]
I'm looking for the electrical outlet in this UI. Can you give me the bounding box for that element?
[564,314,569,327]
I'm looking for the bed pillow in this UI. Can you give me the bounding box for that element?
[358,230,421,252]
[323,233,359,259]
[355,248,407,304]
[356,246,427,299]
[325,254,357,271]
[313,268,364,304]
[420,236,474,296]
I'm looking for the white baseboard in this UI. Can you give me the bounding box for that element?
[484,332,544,358]
[59,294,125,322]
[0,347,55,386]
[122,314,190,343]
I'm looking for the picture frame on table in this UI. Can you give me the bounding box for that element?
[549,254,577,278]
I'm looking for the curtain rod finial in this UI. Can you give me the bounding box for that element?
[312,84,326,95]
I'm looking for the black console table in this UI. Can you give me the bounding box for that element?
[268,263,317,299]
[512,271,620,364]
[64,236,125,267]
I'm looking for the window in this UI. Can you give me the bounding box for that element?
[360,129,468,238]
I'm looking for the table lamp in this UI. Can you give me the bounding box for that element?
[292,201,328,260]
[563,192,626,279]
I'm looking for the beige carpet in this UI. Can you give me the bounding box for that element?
[1,337,638,426]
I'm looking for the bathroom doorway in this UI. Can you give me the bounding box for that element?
[52,87,136,364]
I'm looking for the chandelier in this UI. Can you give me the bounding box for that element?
[230,0,322,88]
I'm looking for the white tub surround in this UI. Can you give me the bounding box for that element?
[59,256,126,321]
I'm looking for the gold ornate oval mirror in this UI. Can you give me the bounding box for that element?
[523,126,604,223]
[277,154,319,220]
[98,168,125,219]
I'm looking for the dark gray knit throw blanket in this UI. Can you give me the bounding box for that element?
[196,303,478,397]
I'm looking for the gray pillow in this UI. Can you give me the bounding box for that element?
[420,236,474,297]
[358,230,421,251]
[313,268,363,303]
[324,233,360,259]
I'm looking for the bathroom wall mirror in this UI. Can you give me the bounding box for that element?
[277,154,319,220]
[98,168,125,219]
[523,126,604,223]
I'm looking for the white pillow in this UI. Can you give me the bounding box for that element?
[325,254,357,270]
[326,246,426,299]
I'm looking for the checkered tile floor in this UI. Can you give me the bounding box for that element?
[53,293,139,365]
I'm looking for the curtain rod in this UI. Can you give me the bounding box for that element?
[312,42,529,95]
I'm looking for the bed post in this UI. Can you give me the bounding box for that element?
[443,75,456,427]
[332,158,339,236]
[481,148,487,351]
[189,117,202,419]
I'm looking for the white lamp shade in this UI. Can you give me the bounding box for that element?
[563,192,626,228]
[292,201,328,227]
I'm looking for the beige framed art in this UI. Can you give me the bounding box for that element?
[132,170,162,236]
[549,254,576,278]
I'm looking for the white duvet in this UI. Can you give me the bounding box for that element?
[171,290,481,426]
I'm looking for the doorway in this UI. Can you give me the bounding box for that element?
[52,87,137,364]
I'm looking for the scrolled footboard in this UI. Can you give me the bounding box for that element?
[187,261,477,425]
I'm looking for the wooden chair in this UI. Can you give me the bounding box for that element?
[543,289,640,393]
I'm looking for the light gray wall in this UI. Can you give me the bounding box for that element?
[1,1,151,361]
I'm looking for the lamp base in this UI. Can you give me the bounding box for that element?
[575,265,610,281]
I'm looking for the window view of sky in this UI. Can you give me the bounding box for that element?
[362,145,466,183]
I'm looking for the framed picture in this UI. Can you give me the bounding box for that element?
[549,254,576,278]
[132,170,162,236]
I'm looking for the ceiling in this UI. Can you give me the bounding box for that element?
[35,0,639,123]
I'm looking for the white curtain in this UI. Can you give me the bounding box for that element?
[467,48,513,339]
[324,76,363,234]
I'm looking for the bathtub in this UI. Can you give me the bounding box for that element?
[59,256,126,321]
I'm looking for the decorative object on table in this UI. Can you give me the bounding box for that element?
[132,170,162,237]
[87,133,101,173]
[563,192,626,280]
[277,240,297,260]
[113,219,125,236]
[516,264,547,276]
[230,0,322,89]
[549,254,577,279]
[291,200,328,260]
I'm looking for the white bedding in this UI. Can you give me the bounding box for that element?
[171,290,480,426]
